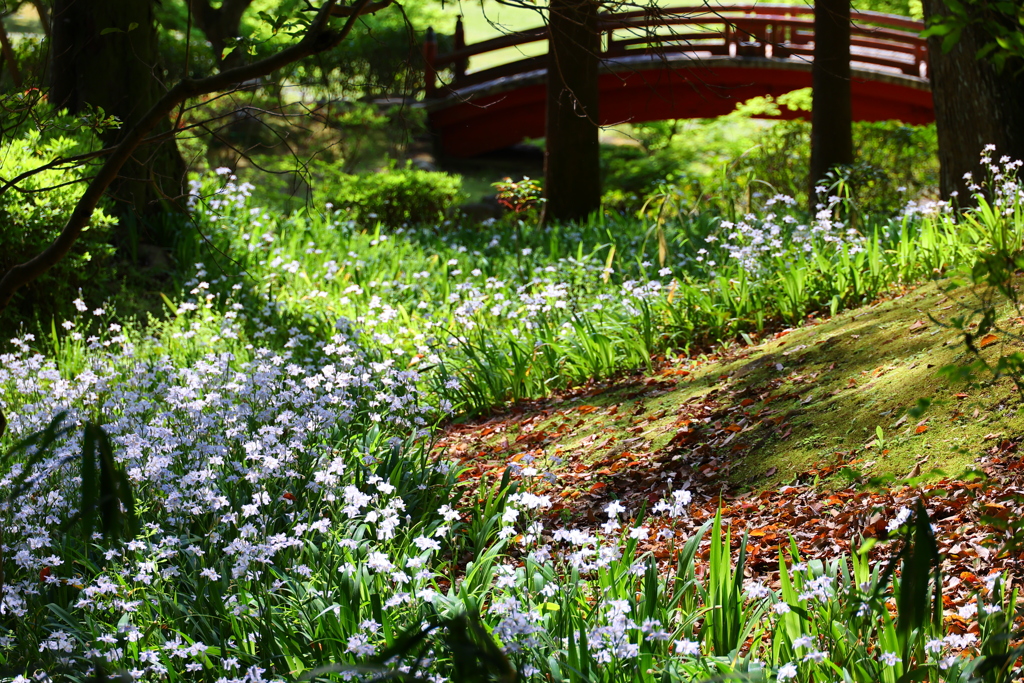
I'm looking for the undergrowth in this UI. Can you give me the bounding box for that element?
[0,153,1022,681]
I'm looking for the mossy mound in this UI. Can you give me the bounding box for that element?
[437,280,1024,502]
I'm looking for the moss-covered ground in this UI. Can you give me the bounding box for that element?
[436,279,1024,511]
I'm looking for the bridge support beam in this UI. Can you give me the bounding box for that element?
[543,0,601,224]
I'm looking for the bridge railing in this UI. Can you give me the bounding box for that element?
[423,5,928,98]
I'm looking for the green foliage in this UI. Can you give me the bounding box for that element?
[78,421,139,544]
[273,0,454,98]
[320,163,464,227]
[922,0,1024,72]
[155,22,219,81]
[356,611,517,683]
[601,145,684,213]
[601,115,767,215]
[602,91,938,218]
[332,5,453,96]
[5,144,1024,679]
[935,152,1024,393]
[703,508,753,656]
[854,0,924,20]
[733,91,938,216]
[174,150,984,415]
[3,33,49,91]
[0,128,116,311]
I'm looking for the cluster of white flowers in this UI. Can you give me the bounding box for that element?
[652,488,692,518]
[708,192,864,281]
[187,168,255,215]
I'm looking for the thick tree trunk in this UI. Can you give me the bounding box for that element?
[809,0,853,201]
[51,0,186,224]
[922,0,1024,200]
[542,0,601,224]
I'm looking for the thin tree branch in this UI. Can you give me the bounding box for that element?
[329,0,393,17]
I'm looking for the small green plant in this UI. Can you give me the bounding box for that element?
[492,176,543,216]
[936,149,1024,394]
[874,425,886,450]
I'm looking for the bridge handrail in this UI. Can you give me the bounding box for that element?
[425,4,927,96]
[601,12,924,37]
[431,5,924,67]
[604,5,924,31]
[602,16,923,46]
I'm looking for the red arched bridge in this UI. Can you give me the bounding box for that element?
[422,5,933,157]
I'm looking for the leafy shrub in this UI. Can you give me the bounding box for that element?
[4,34,48,91]
[730,90,939,215]
[0,130,116,309]
[602,145,683,213]
[321,164,463,227]
[605,90,939,219]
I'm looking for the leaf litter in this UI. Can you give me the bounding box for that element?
[435,282,1024,626]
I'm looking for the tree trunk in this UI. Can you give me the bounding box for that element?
[809,0,853,201]
[922,0,1024,200]
[188,0,253,71]
[32,0,52,38]
[51,0,186,225]
[541,0,601,224]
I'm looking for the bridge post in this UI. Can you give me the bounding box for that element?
[454,16,468,83]
[423,27,437,99]
[734,17,766,57]
[770,22,790,58]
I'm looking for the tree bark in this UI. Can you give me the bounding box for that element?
[51,0,187,223]
[922,0,1024,200]
[188,0,253,71]
[809,0,853,200]
[32,0,51,38]
[542,0,601,224]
